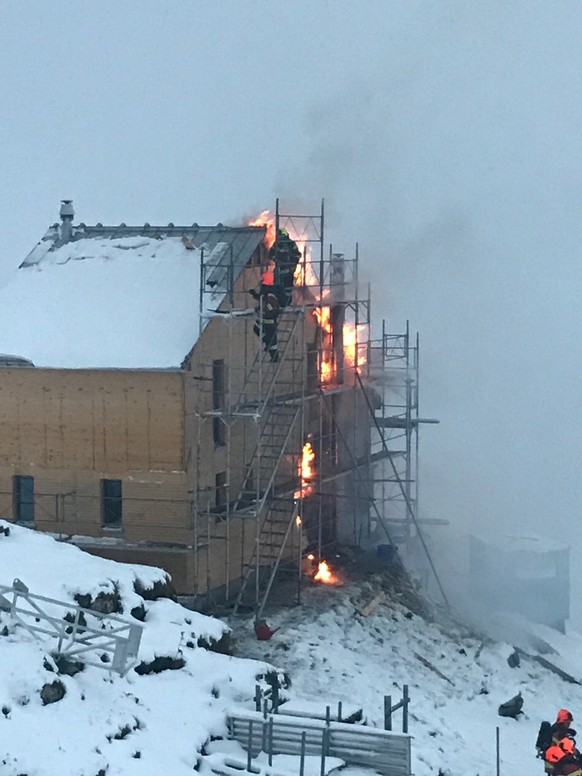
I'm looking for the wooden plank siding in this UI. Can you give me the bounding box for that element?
[0,263,318,596]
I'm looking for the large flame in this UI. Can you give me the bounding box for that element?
[320,356,333,383]
[343,322,368,374]
[314,305,332,334]
[295,441,316,498]
[248,210,276,248]
[313,560,340,585]
[248,210,341,386]
[294,248,318,287]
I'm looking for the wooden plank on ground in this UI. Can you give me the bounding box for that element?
[414,652,454,685]
[516,648,581,685]
[359,592,386,617]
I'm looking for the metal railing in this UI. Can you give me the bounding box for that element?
[0,579,143,676]
[228,708,412,776]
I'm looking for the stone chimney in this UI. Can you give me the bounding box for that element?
[59,199,74,244]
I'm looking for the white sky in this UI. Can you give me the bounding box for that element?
[2,2,582,616]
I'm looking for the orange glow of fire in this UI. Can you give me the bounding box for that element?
[320,356,333,383]
[301,441,315,481]
[247,212,339,387]
[294,247,316,287]
[313,560,339,585]
[343,322,368,374]
[248,210,276,248]
[295,441,316,498]
[294,232,332,291]
[314,305,332,334]
[295,514,302,527]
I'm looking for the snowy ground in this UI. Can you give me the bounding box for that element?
[0,522,272,776]
[2,521,582,776]
[226,572,582,776]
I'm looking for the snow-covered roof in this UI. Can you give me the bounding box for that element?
[0,223,264,370]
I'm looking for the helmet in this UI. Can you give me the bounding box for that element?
[279,227,289,237]
[261,270,274,285]
[557,709,574,724]
[561,738,575,755]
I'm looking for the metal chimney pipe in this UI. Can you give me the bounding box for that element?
[59,199,74,244]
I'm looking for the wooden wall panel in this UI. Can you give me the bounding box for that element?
[0,369,184,472]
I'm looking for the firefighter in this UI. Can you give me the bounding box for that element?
[269,227,301,308]
[250,269,280,362]
[544,737,582,776]
[553,711,577,744]
[539,711,577,774]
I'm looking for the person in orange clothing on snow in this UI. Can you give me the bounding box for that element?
[553,710,578,744]
[545,736,582,776]
[539,709,577,773]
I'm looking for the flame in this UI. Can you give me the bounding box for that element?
[294,247,318,287]
[295,441,316,498]
[312,304,334,385]
[295,514,302,527]
[247,211,342,387]
[313,560,339,584]
[300,441,315,481]
[314,305,332,334]
[248,210,276,248]
[320,356,333,383]
[343,322,368,374]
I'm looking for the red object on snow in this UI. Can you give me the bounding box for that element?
[254,620,279,640]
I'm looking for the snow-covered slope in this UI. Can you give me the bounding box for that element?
[0,522,272,776]
[3,521,582,776]
[227,575,582,776]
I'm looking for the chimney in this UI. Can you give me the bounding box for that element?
[59,199,74,244]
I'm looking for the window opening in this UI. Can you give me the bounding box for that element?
[13,475,34,524]
[101,479,122,527]
[212,359,226,446]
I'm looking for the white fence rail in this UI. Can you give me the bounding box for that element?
[0,578,143,676]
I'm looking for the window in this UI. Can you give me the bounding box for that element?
[13,475,34,524]
[215,471,227,509]
[212,359,226,446]
[101,479,122,527]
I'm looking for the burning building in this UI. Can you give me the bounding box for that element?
[0,200,423,612]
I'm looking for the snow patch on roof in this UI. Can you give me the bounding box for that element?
[0,236,205,369]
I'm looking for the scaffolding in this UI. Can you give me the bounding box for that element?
[368,322,419,544]
[191,201,428,615]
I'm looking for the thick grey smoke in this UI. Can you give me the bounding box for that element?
[279,2,582,627]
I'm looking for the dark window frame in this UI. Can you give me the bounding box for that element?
[13,475,35,524]
[212,359,226,447]
[101,478,123,528]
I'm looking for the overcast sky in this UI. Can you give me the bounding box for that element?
[2,0,582,613]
